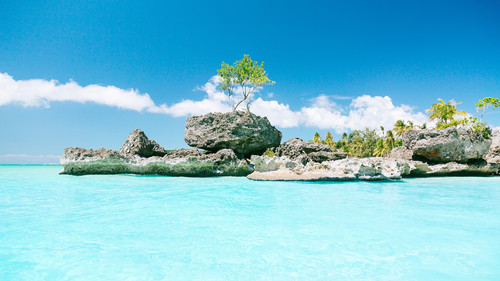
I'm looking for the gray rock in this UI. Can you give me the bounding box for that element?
[484,128,500,174]
[184,111,282,156]
[60,147,253,176]
[249,156,412,181]
[164,148,202,159]
[120,129,167,157]
[248,154,499,181]
[403,127,492,163]
[388,146,413,160]
[274,138,347,164]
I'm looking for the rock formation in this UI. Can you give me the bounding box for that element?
[184,111,282,156]
[247,127,500,181]
[248,154,499,181]
[402,127,491,163]
[119,129,167,157]
[60,129,253,176]
[274,138,347,164]
[60,122,500,180]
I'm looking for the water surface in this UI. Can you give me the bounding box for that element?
[1,165,499,280]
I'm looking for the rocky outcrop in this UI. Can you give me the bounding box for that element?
[248,155,499,181]
[249,156,411,180]
[484,128,500,174]
[403,127,492,163]
[60,128,253,176]
[274,138,347,164]
[388,146,413,160]
[184,111,282,155]
[120,129,167,157]
[60,147,252,176]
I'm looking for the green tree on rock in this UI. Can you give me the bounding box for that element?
[475,97,500,122]
[217,54,274,113]
[426,98,466,124]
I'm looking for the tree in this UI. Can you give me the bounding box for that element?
[217,54,274,113]
[385,130,395,150]
[426,98,466,124]
[324,132,335,149]
[393,120,408,137]
[313,132,322,143]
[475,97,500,122]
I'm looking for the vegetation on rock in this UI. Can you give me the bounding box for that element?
[217,54,274,113]
[307,97,497,158]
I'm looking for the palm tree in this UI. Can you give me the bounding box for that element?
[324,132,335,149]
[385,130,395,150]
[313,132,321,143]
[418,123,427,129]
[380,126,385,138]
[426,98,467,124]
[374,139,386,157]
[393,120,408,137]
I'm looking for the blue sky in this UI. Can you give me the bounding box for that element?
[1,0,499,163]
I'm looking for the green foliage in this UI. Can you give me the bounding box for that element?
[436,116,491,139]
[475,97,500,122]
[393,120,418,137]
[318,127,401,158]
[426,98,466,124]
[313,132,322,143]
[323,132,335,149]
[217,54,274,113]
[262,148,275,158]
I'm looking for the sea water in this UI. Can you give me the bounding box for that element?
[0,165,499,281]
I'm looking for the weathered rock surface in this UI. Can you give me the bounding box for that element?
[60,147,253,176]
[249,156,411,180]
[248,154,499,181]
[184,111,282,155]
[120,129,167,157]
[274,138,347,164]
[403,127,492,163]
[388,146,413,160]
[484,127,500,164]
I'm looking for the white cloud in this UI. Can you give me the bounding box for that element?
[0,73,161,112]
[0,73,429,132]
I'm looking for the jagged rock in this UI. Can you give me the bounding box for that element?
[274,138,347,164]
[248,153,500,181]
[184,111,282,155]
[164,148,202,159]
[388,146,413,160]
[61,147,125,164]
[403,127,492,163]
[249,156,411,181]
[120,129,167,158]
[60,147,253,176]
[484,127,500,165]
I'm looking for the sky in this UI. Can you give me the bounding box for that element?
[1,0,499,164]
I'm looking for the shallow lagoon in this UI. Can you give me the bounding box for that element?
[1,165,499,280]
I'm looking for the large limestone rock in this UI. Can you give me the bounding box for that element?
[184,111,282,155]
[275,138,347,164]
[248,154,499,181]
[60,147,252,176]
[249,156,412,181]
[403,127,492,163]
[484,128,500,173]
[388,146,413,160]
[120,129,167,157]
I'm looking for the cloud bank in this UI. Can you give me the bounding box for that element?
[0,73,428,132]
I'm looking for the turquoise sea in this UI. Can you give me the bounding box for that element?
[0,165,499,280]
